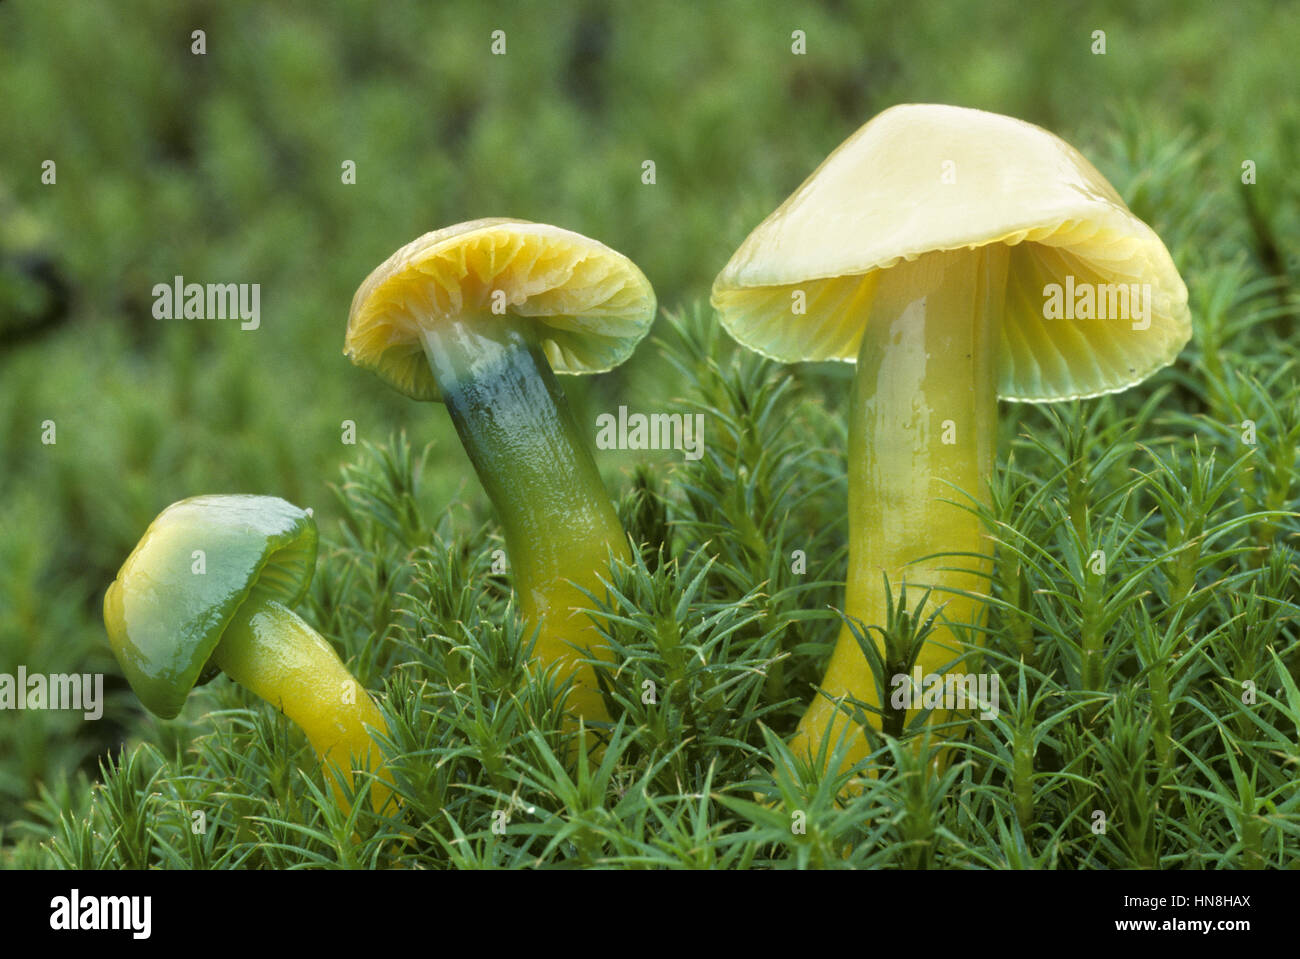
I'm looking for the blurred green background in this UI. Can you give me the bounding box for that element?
[0,0,1296,828]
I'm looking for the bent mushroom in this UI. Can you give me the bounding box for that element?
[346,219,656,724]
[711,104,1191,772]
[104,495,394,813]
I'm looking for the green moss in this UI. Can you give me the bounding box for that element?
[2,0,1297,867]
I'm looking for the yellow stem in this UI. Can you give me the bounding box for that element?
[791,246,1006,775]
[213,599,395,814]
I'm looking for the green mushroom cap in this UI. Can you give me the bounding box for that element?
[103,495,317,719]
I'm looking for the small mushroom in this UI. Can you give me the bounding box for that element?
[712,104,1191,771]
[104,495,394,812]
[346,219,656,723]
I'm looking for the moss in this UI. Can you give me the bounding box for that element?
[2,0,1297,868]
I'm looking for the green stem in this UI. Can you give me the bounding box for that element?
[1080,571,1105,699]
[1149,658,1171,769]
[212,598,393,812]
[419,315,630,721]
[1013,719,1035,828]
[1002,558,1036,666]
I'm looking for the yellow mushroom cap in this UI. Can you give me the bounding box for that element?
[711,104,1192,402]
[346,218,657,401]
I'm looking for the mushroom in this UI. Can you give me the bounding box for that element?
[104,495,394,813]
[711,104,1191,772]
[345,219,656,724]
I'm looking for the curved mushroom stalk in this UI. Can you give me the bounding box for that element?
[790,246,1007,771]
[346,219,656,728]
[214,599,394,813]
[418,315,631,721]
[103,495,396,815]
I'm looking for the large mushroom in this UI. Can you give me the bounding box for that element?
[711,104,1191,772]
[346,219,656,725]
[104,495,394,812]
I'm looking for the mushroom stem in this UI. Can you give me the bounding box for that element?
[418,316,630,723]
[212,598,394,813]
[791,245,1008,772]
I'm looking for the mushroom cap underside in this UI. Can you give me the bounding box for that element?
[347,219,657,402]
[711,104,1192,402]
